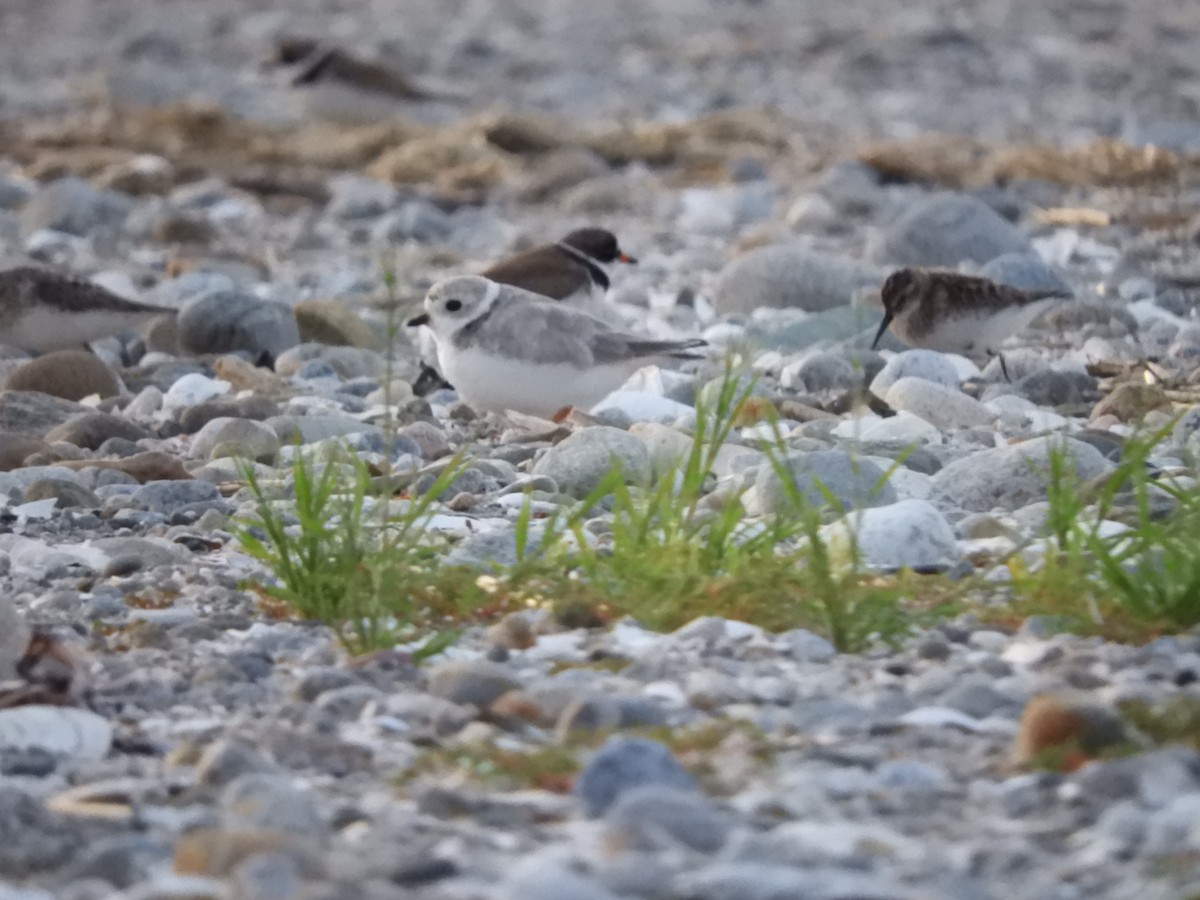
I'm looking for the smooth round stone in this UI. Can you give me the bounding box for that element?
[712,243,886,315]
[190,418,280,462]
[629,422,692,478]
[129,480,220,514]
[823,499,958,570]
[604,784,730,852]
[18,176,132,240]
[22,478,100,509]
[532,426,651,498]
[929,435,1113,512]
[748,450,897,514]
[219,774,325,837]
[869,192,1032,268]
[426,659,521,708]
[293,298,384,351]
[780,352,860,392]
[869,350,963,397]
[589,390,694,423]
[884,377,995,429]
[979,252,1072,296]
[1012,368,1097,406]
[574,736,696,818]
[831,410,944,445]
[395,421,449,458]
[0,706,112,760]
[3,351,122,401]
[177,290,300,360]
[44,413,150,451]
[162,373,232,410]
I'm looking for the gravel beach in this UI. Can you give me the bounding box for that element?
[1,1,1200,898]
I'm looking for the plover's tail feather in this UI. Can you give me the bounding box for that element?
[626,338,708,360]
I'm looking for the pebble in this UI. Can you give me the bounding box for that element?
[574,736,697,817]
[869,349,964,397]
[711,244,885,314]
[824,499,958,570]
[748,450,897,514]
[870,191,1033,268]
[929,435,1112,512]
[532,426,652,498]
[884,377,995,428]
[3,351,123,401]
[177,290,300,361]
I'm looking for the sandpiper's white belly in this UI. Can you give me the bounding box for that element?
[439,344,639,417]
[0,307,162,354]
[897,298,1062,356]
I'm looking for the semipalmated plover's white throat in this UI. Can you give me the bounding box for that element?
[407,275,705,418]
[410,228,638,393]
[0,267,174,353]
[872,268,1073,377]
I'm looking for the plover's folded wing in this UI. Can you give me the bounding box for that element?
[592,334,708,363]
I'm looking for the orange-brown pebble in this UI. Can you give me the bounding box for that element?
[1014,693,1127,767]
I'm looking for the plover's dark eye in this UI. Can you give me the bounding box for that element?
[445,299,463,313]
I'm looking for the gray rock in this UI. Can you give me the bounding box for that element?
[674,863,900,900]
[979,252,1073,296]
[0,466,87,497]
[929,435,1113,512]
[869,350,962,397]
[574,736,696,817]
[532,426,651,498]
[194,739,276,788]
[228,852,303,900]
[220,774,325,837]
[826,499,958,570]
[22,478,100,508]
[372,200,454,243]
[1013,369,1098,407]
[274,344,391,380]
[501,861,622,900]
[326,174,399,220]
[177,290,300,361]
[443,524,557,571]
[0,392,89,437]
[266,415,380,445]
[605,785,730,852]
[190,418,281,462]
[940,677,1011,719]
[749,450,897,514]
[884,378,994,428]
[780,352,860,392]
[44,413,151,451]
[870,192,1032,268]
[426,659,521,708]
[779,629,837,662]
[712,244,885,315]
[130,480,220,514]
[19,177,132,240]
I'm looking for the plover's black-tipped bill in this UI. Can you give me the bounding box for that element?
[871,312,893,350]
[407,313,430,327]
[618,252,638,265]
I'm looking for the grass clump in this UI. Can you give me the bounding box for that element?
[1005,423,1200,641]
[505,366,924,651]
[237,446,477,657]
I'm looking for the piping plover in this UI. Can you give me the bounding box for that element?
[0,267,174,353]
[411,228,638,394]
[407,275,705,418]
[872,268,1072,376]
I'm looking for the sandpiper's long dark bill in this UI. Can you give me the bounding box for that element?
[871,267,1073,357]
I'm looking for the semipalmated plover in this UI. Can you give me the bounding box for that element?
[411,228,638,394]
[872,268,1072,377]
[407,275,704,418]
[266,37,462,123]
[0,267,174,353]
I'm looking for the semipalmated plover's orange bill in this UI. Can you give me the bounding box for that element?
[618,253,637,264]
[871,311,894,350]
[407,312,430,327]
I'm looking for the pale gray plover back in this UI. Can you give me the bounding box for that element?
[408,275,705,419]
[0,267,174,354]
